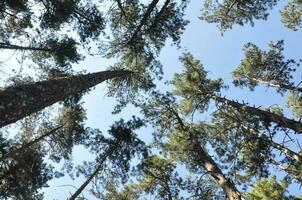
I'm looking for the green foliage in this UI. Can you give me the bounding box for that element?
[1,0,302,199]
[137,155,183,199]
[281,0,302,31]
[173,52,224,114]
[40,0,78,30]
[79,117,148,183]
[31,36,83,72]
[0,134,53,200]
[287,92,302,118]
[209,106,273,183]
[95,178,140,200]
[47,101,87,162]
[232,41,298,93]
[200,0,278,32]
[138,92,225,199]
[247,175,293,200]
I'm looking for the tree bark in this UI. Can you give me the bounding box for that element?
[251,78,302,93]
[128,0,160,43]
[213,95,302,133]
[0,42,52,52]
[68,148,113,200]
[1,125,63,160]
[267,157,302,183]
[168,106,244,200]
[241,126,302,163]
[0,70,131,128]
[190,135,244,200]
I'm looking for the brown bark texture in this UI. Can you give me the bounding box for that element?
[214,96,302,133]
[0,70,130,128]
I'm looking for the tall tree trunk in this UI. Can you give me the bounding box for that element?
[190,135,244,200]
[128,0,160,43]
[169,106,244,200]
[0,42,52,52]
[251,78,302,93]
[0,70,131,128]
[68,148,113,200]
[1,125,63,160]
[213,95,302,133]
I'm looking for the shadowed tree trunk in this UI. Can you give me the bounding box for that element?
[0,42,52,52]
[128,0,160,43]
[68,147,113,200]
[212,95,302,133]
[1,125,63,160]
[0,70,131,128]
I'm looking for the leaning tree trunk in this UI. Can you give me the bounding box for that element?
[0,42,52,52]
[1,125,63,160]
[68,147,113,200]
[190,134,244,200]
[242,126,302,163]
[251,78,302,93]
[213,95,302,133]
[128,0,160,43]
[170,107,244,200]
[0,70,131,128]
[266,156,302,183]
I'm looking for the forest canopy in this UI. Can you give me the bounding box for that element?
[0,0,301,199]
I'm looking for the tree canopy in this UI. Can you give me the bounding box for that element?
[0,0,301,199]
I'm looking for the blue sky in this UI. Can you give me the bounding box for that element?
[41,1,302,199]
[0,0,301,199]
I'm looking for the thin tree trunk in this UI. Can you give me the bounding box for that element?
[251,78,302,93]
[269,142,302,163]
[148,0,170,30]
[1,125,63,160]
[267,157,302,183]
[0,42,52,52]
[213,95,302,133]
[241,126,302,163]
[115,0,127,18]
[128,0,160,43]
[0,70,131,128]
[168,106,244,200]
[68,148,113,200]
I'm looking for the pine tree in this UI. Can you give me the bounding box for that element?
[139,92,244,200]
[199,0,301,32]
[281,0,302,31]
[232,41,301,93]
[173,53,302,133]
[68,117,147,200]
[0,70,130,128]
[247,175,298,200]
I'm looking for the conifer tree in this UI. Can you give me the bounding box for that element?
[0,70,130,127]
[232,41,301,93]
[69,117,148,200]
[139,92,244,200]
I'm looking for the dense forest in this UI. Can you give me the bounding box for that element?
[0,0,301,199]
